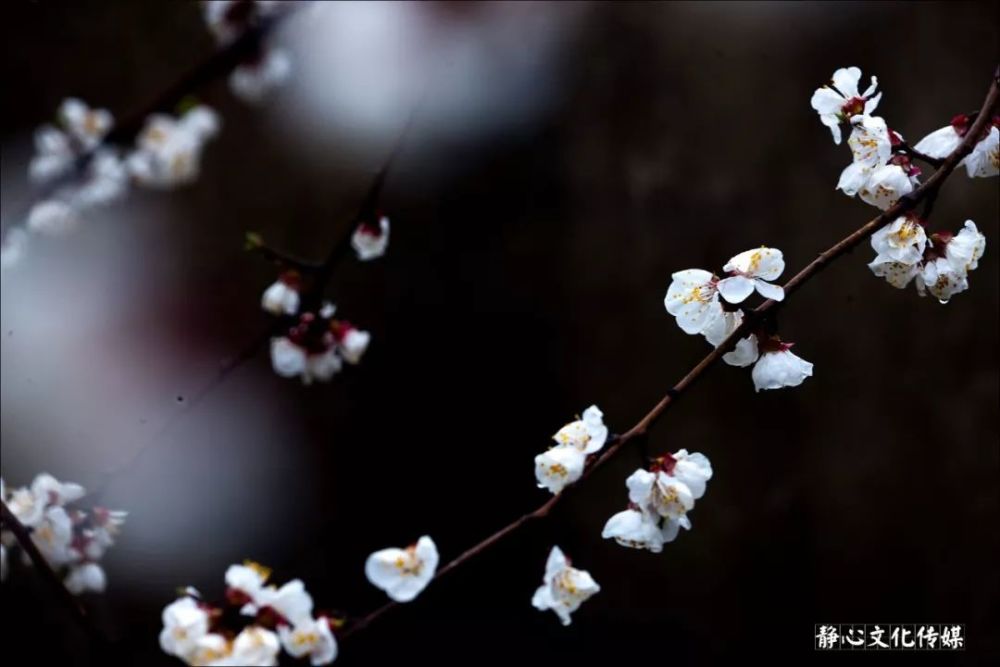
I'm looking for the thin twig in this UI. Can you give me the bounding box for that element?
[894,141,945,168]
[340,65,1000,641]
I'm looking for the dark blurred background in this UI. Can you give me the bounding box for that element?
[1,1,998,665]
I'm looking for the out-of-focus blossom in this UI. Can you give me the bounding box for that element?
[230,49,293,103]
[531,546,600,626]
[279,616,338,666]
[261,272,301,315]
[127,106,220,189]
[160,596,211,661]
[351,216,390,261]
[64,562,107,594]
[27,200,79,236]
[365,535,439,603]
[1,229,29,270]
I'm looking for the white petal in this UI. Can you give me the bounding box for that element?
[836,161,871,196]
[754,279,784,302]
[722,334,759,367]
[664,269,719,334]
[810,87,845,115]
[913,125,962,159]
[716,275,755,304]
[751,349,814,392]
[831,67,861,98]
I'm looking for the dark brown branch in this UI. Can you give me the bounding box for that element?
[0,501,107,647]
[340,65,1000,642]
[894,141,945,168]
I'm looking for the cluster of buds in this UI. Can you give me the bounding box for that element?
[202,0,292,103]
[364,535,439,603]
[160,561,338,666]
[531,546,600,626]
[534,406,608,494]
[266,299,371,384]
[869,216,986,303]
[602,449,712,553]
[665,247,814,392]
[1,473,126,594]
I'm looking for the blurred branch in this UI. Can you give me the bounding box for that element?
[340,64,1000,643]
[0,501,108,650]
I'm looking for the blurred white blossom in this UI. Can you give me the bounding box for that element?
[261,272,301,315]
[351,216,390,261]
[127,106,220,189]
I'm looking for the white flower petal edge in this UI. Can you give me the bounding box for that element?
[552,405,608,454]
[351,216,391,261]
[279,616,338,666]
[751,348,814,392]
[365,535,439,603]
[914,125,962,159]
[535,445,586,495]
[531,546,600,626]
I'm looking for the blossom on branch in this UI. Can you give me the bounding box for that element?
[914,114,1000,178]
[750,338,814,392]
[261,271,301,315]
[810,67,882,144]
[964,125,999,178]
[535,406,608,494]
[869,219,985,303]
[531,546,600,626]
[351,215,391,261]
[602,450,712,552]
[161,561,337,665]
[127,105,220,189]
[1,473,125,594]
[29,98,113,182]
[718,247,786,303]
[268,304,371,383]
[365,535,439,603]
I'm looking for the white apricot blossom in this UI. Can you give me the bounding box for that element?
[870,215,927,265]
[270,337,308,378]
[810,67,882,144]
[31,506,75,566]
[256,579,315,626]
[964,125,998,178]
[27,200,79,235]
[278,616,338,666]
[751,344,814,392]
[627,468,694,522]
[1,229,29,270]
[351,216,391,261]
[230,49,292,103]
[913,123,962,159]
[365,535,439,603]
[868,258,921,289]
[226,561,271,614]
[127,106,220,189]
[916,257,968,303]
[601,508,668,553]
[718,247,785,304]
[837,115,892,196]
[159,596,211,660]
[946,220,986,274]
[261,272,301,315]
[332,324,371,365]
[64,562,107,595]
[60,98,113,149]
[534,445,586,495]
[531,546,600,626]
[228,626,281,666]
[552,405,608,454]
[701,308,759,368]
[858,164,913,210]
[664,269,721,334]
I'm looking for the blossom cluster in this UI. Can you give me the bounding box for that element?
[1,473,126,594]
[664,248,814,392]
[869,216,986,303]
[812,67,994,302]
[202,0,292,103]
[263,287,371,383]
[3,97,221,270]
[535,406,608,494]
[602,450,712,553]
[161,561,337,666]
